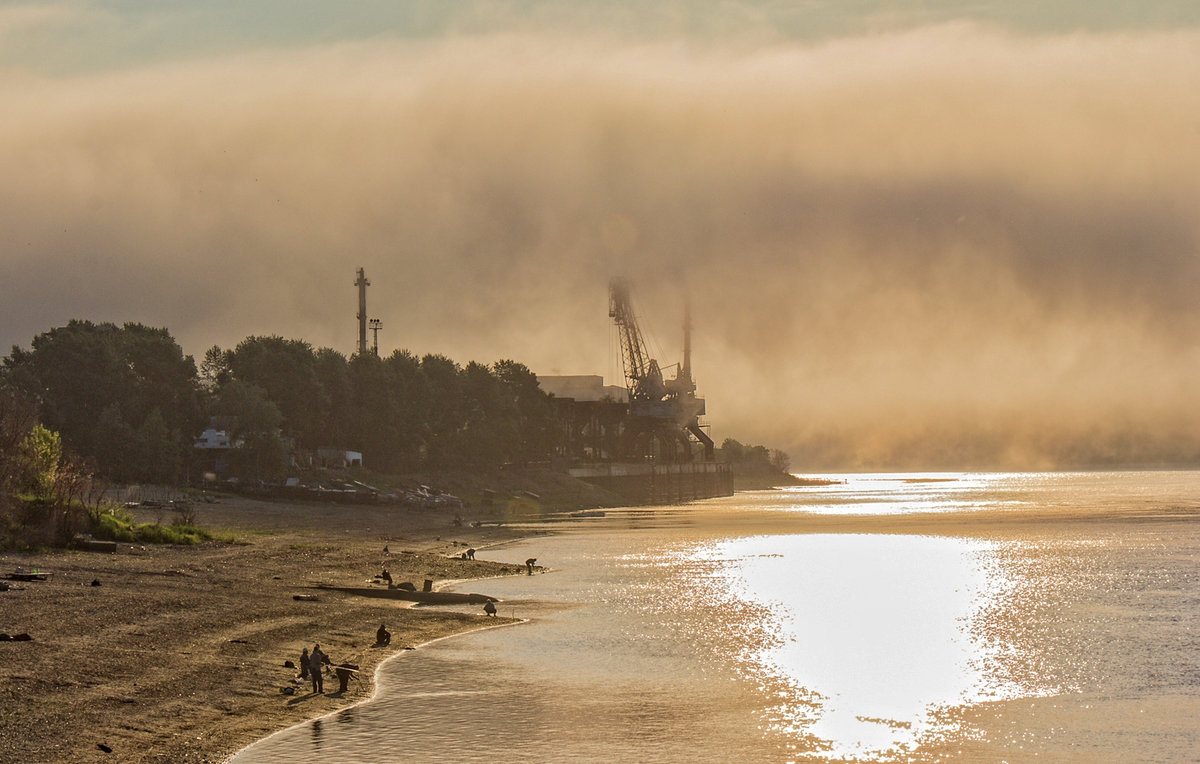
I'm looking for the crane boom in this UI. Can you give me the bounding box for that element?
[607,277,713,460]
[609,278,664,402]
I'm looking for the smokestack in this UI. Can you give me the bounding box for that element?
[354,267,370,356]
[682,295,693,388]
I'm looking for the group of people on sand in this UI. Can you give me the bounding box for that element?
[298,644,332,694]
[291,549,544,695]
[297,623,393,691]
[299,640,366,695]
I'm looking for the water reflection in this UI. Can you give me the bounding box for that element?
[309,718,323,752]
[695,534,1024,759]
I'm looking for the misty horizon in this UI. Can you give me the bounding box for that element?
[3,4,1199,470]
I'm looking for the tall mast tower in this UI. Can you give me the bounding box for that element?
[354,267,370,356]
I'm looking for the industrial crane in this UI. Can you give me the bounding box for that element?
[608,278,714,460]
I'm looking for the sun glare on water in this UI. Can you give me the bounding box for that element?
[693,533,1037,759]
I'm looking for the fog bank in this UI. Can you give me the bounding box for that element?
[3,26,1198,468]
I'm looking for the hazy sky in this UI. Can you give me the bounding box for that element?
[3,2,1199,469]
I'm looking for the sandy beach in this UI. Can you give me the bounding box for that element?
[0,495,540,764]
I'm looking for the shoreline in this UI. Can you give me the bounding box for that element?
[0,494,541,764]
[222,616,529,763]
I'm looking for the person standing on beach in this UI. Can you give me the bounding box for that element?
[309,644,330,693]
[299,647,310,680]
[525,558,537,575]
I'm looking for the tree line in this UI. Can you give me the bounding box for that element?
[2,321,793,491]
[716,438,792,475]
[1,321,558,486]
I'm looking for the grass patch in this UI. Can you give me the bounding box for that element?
[93,509,212,545]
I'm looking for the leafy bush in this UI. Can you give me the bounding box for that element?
[93,510,137,542]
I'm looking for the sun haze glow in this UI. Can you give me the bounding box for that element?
[3,3,1199,470]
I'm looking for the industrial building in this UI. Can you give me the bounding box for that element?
[537,279,732,504]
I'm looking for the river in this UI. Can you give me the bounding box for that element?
[233,471,1200,763]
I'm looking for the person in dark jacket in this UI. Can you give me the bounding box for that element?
[309,644,331,693]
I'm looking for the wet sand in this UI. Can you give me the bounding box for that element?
[0,495,533,764]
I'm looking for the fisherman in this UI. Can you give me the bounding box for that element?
[299,647,310,680]
[334,663,358,694]
[525,558,537,575]
[309,644,331,693]
[466,548,476,560]
[376,623,391,646]
[484,601,497,617]
[380,568,393,586]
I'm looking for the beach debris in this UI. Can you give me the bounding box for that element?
[8,568,49,581]
[97,743,113,753]
[293,594,319,601]
[74,534,118,553]
[281,686,296,695]
[283,660,295,668]
[91,579,101,587]
[0,633,32,641]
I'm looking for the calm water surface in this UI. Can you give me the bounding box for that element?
[234,472,1200,763]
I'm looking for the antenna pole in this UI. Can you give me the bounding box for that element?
[369,318,382,356]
